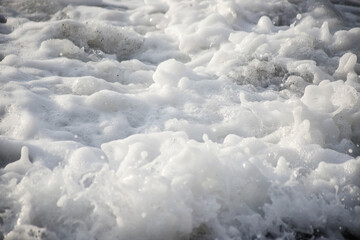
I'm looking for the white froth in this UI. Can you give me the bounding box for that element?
[1,0,360,239]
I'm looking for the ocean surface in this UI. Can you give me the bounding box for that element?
[1,0,360,239]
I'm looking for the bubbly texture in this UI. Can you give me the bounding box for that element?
[1,0,360,239]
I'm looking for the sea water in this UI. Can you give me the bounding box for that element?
[0,0,360,239]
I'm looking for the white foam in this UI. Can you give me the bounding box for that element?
[1,0,360,239]
[4,147,32,175]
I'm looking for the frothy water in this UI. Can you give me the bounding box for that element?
[0,0,360,239]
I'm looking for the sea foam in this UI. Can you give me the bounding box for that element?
[0,0,360,239]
